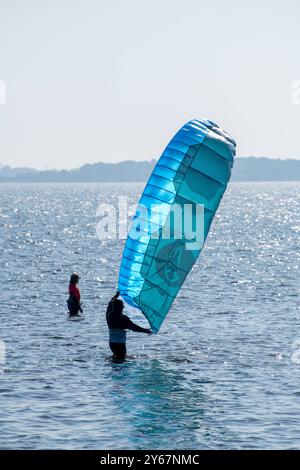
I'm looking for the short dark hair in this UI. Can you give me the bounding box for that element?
[112,299,124,314]
[70,273,80,285]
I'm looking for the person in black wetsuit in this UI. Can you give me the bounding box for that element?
[106,291,152,361]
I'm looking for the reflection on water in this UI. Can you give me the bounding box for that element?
[105,359,207,449]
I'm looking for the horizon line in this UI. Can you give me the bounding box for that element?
[1,155,300,172]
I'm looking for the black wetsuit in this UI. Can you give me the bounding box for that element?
[67,296,81,316]
[106,299,149,360]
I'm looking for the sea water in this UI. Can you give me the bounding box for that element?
[0,182,299,449]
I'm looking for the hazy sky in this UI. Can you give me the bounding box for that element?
[0,0,299,169]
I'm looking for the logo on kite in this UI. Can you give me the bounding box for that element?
[155,240,194,287]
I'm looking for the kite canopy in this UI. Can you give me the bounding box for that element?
[118,119,236,333]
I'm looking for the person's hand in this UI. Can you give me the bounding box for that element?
[146,329,153,335]
[113,291,120,299]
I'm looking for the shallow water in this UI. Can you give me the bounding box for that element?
[0,182,299,449]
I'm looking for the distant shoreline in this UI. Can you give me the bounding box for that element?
[0,157,299,182]
[1,180,300,184]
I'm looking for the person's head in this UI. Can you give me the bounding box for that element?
[112,298,124,315]
[70,272,80,285]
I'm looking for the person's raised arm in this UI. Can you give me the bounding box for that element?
[106,291,120,317]
[111,291,120,301]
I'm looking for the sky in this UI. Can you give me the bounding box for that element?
[0,0,299,169]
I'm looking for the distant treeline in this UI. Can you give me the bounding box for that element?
[0,157,299,182]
